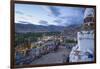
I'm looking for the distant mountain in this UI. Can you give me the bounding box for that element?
[15,23,65,33]
[15,23,82,33]
[62,24,82,38]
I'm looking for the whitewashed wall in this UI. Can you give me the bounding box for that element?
[77,31,94,53]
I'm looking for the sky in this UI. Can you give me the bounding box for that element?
[15,3,86,27]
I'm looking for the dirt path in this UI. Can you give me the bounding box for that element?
[31,47,70,65]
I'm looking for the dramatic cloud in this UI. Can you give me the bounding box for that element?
[42,6,61,17]
[62,16,84,26]
[27,14,33,18]
[15,4,89,27]
[57,7,85,26]
[54,19,62,23]
[38,20,48,26]
[18,21,32,24]
[16,11,24,15]
[48,6,61,17]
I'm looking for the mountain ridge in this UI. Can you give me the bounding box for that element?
[15,23,82,33]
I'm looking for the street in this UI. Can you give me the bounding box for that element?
[31,46,71,65]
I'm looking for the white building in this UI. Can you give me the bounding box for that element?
[69,8,95,62]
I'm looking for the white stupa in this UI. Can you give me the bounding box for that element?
[69,8,95,62]
[84,8,94,19]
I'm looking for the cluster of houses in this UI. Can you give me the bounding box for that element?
[15,27,79,65]
[15,35,61,65]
